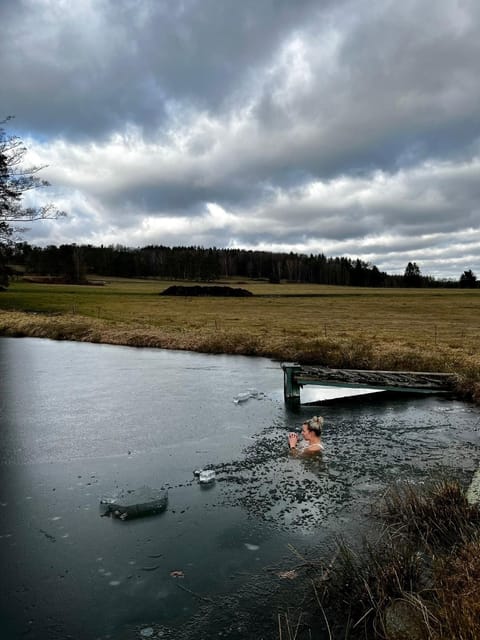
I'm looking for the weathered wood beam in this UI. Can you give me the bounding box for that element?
[281,363,456,404]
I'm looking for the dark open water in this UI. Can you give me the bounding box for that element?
[1,337,479,639]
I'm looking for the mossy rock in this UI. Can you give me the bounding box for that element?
[383,598,429,640]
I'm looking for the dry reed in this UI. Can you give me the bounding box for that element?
[277,482,480,639]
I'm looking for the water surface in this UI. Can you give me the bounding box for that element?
[1,337,479,639]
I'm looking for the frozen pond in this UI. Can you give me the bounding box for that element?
[1,337,479,639]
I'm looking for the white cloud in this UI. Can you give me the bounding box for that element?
[2,0,480,278]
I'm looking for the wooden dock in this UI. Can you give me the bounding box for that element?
[281,363,456,405]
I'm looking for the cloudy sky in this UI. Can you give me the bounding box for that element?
[2,0,480,278]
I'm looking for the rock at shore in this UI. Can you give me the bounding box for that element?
[467,467,480,505]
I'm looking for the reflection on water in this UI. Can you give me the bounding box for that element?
[0,337,479,639]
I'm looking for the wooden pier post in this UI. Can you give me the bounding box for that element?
[282,363,302,406]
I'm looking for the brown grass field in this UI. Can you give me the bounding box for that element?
[1,278,479,400]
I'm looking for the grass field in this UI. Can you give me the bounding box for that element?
[1,278,479,400]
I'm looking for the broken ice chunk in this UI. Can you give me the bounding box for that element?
[199,469,216,484]
[99,486,168,520]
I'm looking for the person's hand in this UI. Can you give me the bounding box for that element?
[288,433,298,449]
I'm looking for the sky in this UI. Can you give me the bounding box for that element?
[2,0,480,279]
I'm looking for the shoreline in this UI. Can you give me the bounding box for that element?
[1,309,479,404]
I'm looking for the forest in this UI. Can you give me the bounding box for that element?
[3,242,477,288]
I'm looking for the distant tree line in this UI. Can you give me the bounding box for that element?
[2,119,476,291]
[4,243,478,289]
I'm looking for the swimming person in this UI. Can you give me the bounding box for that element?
[288,416,324,455]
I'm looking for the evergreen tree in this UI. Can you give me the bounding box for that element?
[459,269,477,288]
[404,261,422,287]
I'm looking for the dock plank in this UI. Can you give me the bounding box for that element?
[282,363,456,404]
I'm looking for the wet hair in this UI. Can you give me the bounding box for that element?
[305,415,324,436]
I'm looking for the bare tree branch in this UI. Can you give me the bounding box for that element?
[1,117,66,285]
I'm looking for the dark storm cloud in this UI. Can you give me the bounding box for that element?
[2,0,480,278]
[1,0,327,139]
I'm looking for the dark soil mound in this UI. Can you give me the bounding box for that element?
[160,285,253,297]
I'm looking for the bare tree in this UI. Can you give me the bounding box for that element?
[0,117,65,286]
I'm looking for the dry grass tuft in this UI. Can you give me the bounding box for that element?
[383,480,480,551]
[293,482,480,639]
[317,535,429,639]
[433,539,480,640]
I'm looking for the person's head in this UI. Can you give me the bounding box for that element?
[301,416,324,441]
